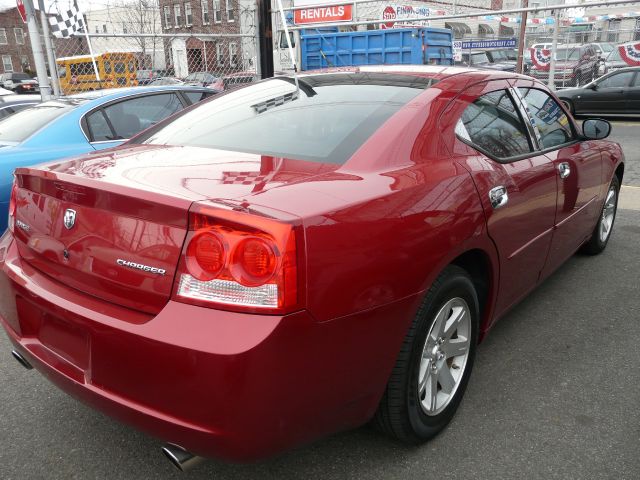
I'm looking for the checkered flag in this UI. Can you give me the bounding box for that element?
[48,3,86,39]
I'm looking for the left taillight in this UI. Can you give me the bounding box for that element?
[7,180,17,233]
[172,203,303,314]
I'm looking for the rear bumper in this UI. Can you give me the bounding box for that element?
[0,232,417,461]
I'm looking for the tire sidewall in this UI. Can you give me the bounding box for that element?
[593,176,620,251]
[406,272,480,437]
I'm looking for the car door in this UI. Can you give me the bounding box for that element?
[517,87,604,278]
[452,82,558,317]
[629,71,640,113]
[82,92,186,150]
[577,70,635,114]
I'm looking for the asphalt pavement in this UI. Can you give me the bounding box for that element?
[1,121,639,480]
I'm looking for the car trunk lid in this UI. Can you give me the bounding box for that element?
[11,144,333,314]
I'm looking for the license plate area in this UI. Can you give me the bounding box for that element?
[16,296,90,372]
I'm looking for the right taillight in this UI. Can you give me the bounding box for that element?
[7,180,17,234]
[173,203,302,314]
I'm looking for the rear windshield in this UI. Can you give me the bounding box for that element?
[136,73,435,164]
[12,73,31,81]
[555,48,579,61]
[0,101,79,143]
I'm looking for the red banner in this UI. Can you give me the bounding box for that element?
[294,5,353,24]
[618,42,640,66]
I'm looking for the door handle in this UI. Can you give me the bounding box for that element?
[558,162,571,179]
[489,186,508,209]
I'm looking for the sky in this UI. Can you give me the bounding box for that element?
[0,1,114,12]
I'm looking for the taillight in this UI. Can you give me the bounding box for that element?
[173,203,302,314]
[7,180,17,233]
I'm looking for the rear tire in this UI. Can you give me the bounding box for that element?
[373,265,479,443]
[581,176,620,255]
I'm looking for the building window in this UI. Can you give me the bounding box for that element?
[20,55,29,71]
[102,24,107,33]
[229,42,237,67]
[213,0,221,23]
[216,43,224,66]
[122,22,128,34]
[0,29,7,45]
[174,4,182,27]
[164,6,172,28]
[95,25,99,33]
[2,55,13,73]
[14,28,24,45]
[201,0,210,24]
[184,2,193,26]
[607,19,621,42]
[226,0,234,22]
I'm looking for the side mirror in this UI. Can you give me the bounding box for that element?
[582,119,611,140]
[588,83,598,90]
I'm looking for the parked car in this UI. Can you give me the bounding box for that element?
[183,71,223,89]
[557,66,640,116]
[591,42,616,58]
[0,93,40,120]
[530,43,600,86]
[0,85,218,230]
[148,76,184,86]
[137,69,174,85]
[0,67,623,468]
[221,71,259,90]
[0,72,40,94]
[597,47,629,75]
[456,51,515,71]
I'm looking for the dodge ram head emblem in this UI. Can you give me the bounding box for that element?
[63,209,76,229]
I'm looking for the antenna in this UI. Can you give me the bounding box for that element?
[275,0,300,94]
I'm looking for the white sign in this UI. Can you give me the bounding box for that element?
[380,5,432,30]
[453,41,462,62]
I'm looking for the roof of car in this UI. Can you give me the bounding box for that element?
[68,85,213,101]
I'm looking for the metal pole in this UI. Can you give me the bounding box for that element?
[516,0,528,74]
[23,0,51,100]
[38,0,60,96]
[257,0,274,79]
[548,8,561,90]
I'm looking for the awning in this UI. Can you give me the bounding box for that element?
[445,22,472,38]
[568,24,594,32]
[499,25,515,36]
[479,24,494,35]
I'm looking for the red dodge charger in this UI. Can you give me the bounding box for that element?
[0,67,624,469]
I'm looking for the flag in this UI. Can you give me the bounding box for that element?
[48,3,86,39]
[618,42,640,67]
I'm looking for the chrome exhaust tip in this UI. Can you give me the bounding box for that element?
[11,350,33,370]
[161,443,204,472]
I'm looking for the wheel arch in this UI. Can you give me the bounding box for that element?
[449,248,496,342]
[615,162,624,184]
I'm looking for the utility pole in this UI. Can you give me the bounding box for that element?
[516,0,529,74]
[23,0,52,100]
[38,0,60,96]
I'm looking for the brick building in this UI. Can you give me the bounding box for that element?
[0,7,33,74]
[158,0,251,77]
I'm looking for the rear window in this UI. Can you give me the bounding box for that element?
[0,101,79,143]
[136,73,435,164]
[12,73,30,81]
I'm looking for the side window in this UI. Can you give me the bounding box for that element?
[458,89,533,160]
[518,88,574,150]
[86,109,115,142]
[598,71,635,89]
[102,93,183,139]
[632,73,640,87]
[183,91,213,104]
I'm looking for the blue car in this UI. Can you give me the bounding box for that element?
[0,85,218,230]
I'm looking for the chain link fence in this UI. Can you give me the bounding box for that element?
[45,1,260,96]
[269,0,640,90]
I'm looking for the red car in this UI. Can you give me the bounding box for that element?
[0,67,623,469]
